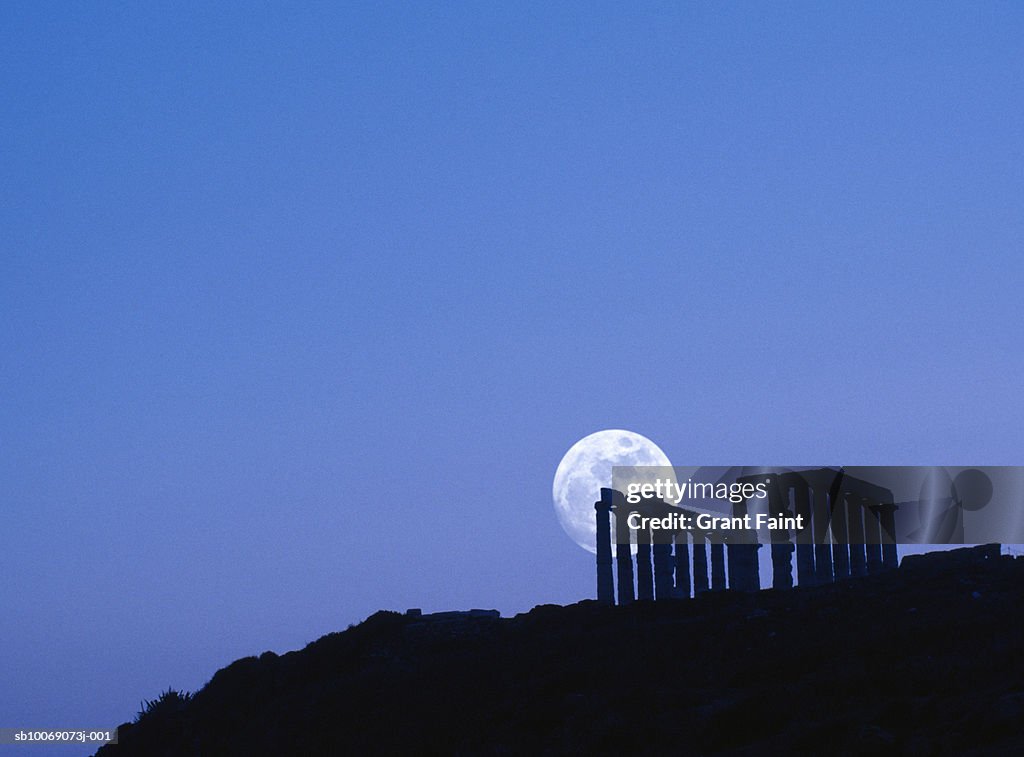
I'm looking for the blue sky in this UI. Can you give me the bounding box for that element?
[2,2,1023,750]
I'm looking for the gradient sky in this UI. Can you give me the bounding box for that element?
[3,3,1023,752]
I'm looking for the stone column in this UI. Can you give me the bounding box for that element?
[635,516,654,601]
[831,489,851,579]
[727,495,760,592]
[692,530,710,595]
[845,492,867,578]
[653,516,675,601]
[653,543,673,600]
[710,538,726,591]
[811,482,834,584]
[767,480,795,590]
[674,526,691,599]
[614,507,634,604]
[878,503,899,570]
[788,476,816,587]
[864,500,883,575]
[595,489,616,604]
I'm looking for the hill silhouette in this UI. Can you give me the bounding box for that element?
[97,546,1024,755]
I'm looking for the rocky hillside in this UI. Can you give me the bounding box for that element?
[97,545,1024,755]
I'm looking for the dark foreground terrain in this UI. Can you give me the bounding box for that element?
[98,546,1024,756]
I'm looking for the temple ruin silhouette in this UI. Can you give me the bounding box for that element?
[595,467,900,603]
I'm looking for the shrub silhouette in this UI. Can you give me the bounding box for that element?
[135,688,192,723]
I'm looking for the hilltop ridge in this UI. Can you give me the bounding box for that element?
[98,546,1024,755]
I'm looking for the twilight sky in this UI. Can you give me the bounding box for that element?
[2,2,1023,750]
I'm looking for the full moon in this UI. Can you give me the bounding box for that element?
[552,429,673,554]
